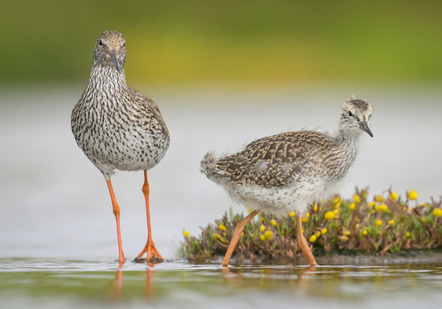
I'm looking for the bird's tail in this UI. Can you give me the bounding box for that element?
[200,151,226,181]
[200,151,217,175]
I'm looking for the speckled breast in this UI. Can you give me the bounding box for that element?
[72,98,170,176]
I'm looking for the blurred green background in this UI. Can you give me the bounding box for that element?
[0,0,441,86]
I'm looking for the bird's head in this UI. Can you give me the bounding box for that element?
[93,31,126,72]
[340,96,373,138]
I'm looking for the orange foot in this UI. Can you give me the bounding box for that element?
[135,240,164,264]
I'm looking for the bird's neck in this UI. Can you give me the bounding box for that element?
[87,64,127,95]
[337,128,361,141]
[336,117,363,143]
[335,126,361,160]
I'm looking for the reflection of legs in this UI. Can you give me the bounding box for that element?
[146,268,153,299]
[105,179,125,267]
[222,210,260,267]
[136,170,164,263]
[296,214,318,266]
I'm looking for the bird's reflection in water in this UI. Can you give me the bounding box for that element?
[222,263,317,292]
[145,264,154,299]
[108,268,123,301]
[109,260,317,302]
[109,260,156,301]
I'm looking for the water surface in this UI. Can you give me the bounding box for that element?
[1,258,441,309]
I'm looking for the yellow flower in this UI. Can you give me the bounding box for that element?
[389,192,398,201]
[218,224,227,231]
[433,208,442,218]
[324,211,335,220]
[313,203,318,212]
[388,219,395,225]
[375,219,382,226]
[302,213,309,223]
[376,204,388,212]
[314,231,321,238]
[301,229,304,234]
[338,236,349,242]
[405,232,411,238]
[214,233,228,243]
[333,209,339,215]
[309,235,317,243]
[264,230,273,240]
[408,190,418,200]
[375,195,385,202]
[420,217,426,223]
[183,230,190,238]
[260,235,266,241]
[368,201,376,208]
[349,203,356,210]
[363,230,368,236]
[289,211,295,217]
[260,225,265,232]
[342,229,351,236]
[270,219,277,226]
[333,196,342,208]
[353,194,361,204]
[321,228,327,235]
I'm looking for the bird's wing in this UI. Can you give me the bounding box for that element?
[128,87,162,115]
[126,87,170,138]
[215,131,333,188]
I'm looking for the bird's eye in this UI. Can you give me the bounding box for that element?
[348,111,354,117]
[98,39,103,46]
[122,42,126,47]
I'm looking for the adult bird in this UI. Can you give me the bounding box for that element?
[71,31,170,266]
[201,97,373,266]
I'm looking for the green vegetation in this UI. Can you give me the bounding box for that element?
[1,1,441,84]
[180,189,442,263]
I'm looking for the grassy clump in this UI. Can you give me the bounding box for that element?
[180,188,442,263]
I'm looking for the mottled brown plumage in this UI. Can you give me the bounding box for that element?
[213,131,333,188]
[71,31,169,265]
[201,97,373,267]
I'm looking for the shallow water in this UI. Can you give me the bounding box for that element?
[1,258,441,309]
[0,86,441,308]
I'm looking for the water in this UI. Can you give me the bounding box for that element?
[0,85,441,308]
[1,258,441,309]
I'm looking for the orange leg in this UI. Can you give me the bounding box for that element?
[135,170,164,263]
[296,214,318,266]
[222,210,260,267]
[106,179,125,267]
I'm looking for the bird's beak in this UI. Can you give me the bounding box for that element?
[111,50,120,72]
[359,121,373,137]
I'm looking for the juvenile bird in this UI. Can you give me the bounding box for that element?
[201,97,373,266]
[71,31,170,266]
